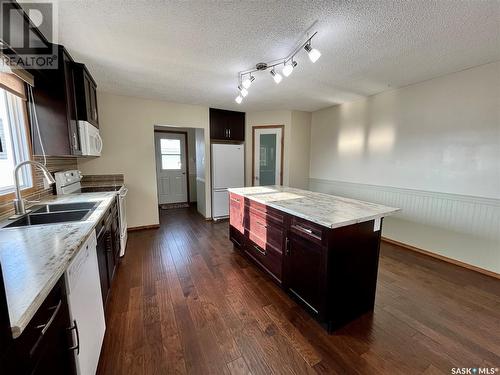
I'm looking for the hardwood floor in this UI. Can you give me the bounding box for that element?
[97,207,500,375]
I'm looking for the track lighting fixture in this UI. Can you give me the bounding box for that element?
[234,29,320,103]
[282,60,297,77]
[270,68,282,84]
[238,85,248,97]
[241,75,255,89]
[304,42,321,63]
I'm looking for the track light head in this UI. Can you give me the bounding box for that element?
[282,60,297,77]
[270,68,282,84]
[235,95,242,104]
[238,85,248,97]
[242,75,255,89]
[304,42,321,63]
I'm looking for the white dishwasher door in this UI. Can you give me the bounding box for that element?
[66,230,106,375]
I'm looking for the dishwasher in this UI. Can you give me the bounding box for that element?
[65,230,106,375]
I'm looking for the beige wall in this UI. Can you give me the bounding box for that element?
[78,92,211,228]
[289,111,312,189]
[310,62,500,198]
[309,61,500,273]
[245,110,311,189]
[195,128,206,217]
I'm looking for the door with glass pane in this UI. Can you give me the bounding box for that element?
[253,126,283,186]
[154,132,188,204]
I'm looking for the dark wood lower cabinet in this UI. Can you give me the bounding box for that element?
[285,232,325,316]
[229,192,383,333]
[96,197,121,309]
[13,277,76,375]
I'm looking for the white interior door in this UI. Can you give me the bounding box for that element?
[155,132,188,204]
[253,127,282,186]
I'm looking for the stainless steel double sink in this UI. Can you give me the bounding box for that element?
[4,202,98,228]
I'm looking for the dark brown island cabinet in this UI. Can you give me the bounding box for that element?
[209,108,245,141]
[228,187,399,332]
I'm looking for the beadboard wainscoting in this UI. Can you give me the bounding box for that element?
[309,178,500,275]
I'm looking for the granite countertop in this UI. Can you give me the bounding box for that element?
[228,186,400,229]
[0,192,116,338]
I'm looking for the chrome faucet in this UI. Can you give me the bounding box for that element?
[12,161,56,216]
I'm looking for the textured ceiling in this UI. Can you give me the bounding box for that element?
[50,0,499,112]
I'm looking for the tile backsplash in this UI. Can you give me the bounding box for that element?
[81,174,124,187]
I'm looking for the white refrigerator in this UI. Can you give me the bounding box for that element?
[211,143,245,219]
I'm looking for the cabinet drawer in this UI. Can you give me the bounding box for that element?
[246,213,284,254]
[244,241,282,282]
[290,216,324,244]
[246,200,285,226]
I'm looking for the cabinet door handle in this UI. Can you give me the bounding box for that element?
[254,245,266,256]
[230,197,240,203]
[73,133,78,150]
[285,237,290,255]
[36,300,62,336]
[67,319,80,355]
[229,128,231,138]
[296,225,313,234]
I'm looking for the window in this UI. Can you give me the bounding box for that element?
[160,138,182,170]
[0,87,32,195]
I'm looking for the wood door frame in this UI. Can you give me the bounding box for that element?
[251,125,284,186]
[154,130,190,203]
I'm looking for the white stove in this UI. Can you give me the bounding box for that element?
[54,170,128,257]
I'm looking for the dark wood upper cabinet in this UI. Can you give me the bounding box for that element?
[73,63,99,128]
[210,108,245,141]
[28,45,82,156]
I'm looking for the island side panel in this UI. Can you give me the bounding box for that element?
[229,193,245,248]
[326,218,383,331]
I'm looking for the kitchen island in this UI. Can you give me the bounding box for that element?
[228,186,400,332]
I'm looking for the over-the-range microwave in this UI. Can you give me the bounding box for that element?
[78,120,102,156]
